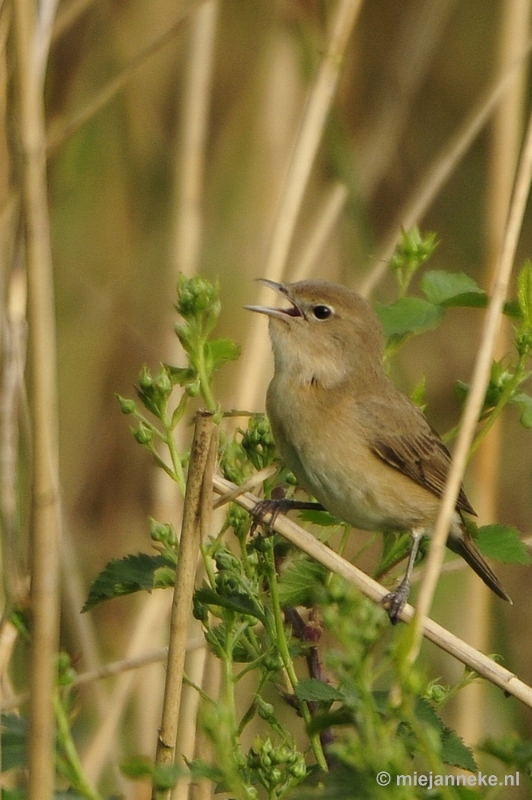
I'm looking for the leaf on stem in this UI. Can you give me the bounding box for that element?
[82,553,176,612]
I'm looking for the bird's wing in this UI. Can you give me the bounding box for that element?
[361,394,476,516]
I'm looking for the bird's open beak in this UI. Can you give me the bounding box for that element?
[244,279,302,320]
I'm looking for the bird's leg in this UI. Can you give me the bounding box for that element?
[382,528,424,625]
[251,498,325,534]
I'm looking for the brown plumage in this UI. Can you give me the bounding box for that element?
[247,279,511,622]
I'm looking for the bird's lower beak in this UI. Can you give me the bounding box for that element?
[244,279,302,319]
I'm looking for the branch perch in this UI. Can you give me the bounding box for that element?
[212,474,532,710]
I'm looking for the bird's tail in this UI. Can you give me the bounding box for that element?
[447,528,512,603]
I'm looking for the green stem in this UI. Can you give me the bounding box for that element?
[195,340,217,413]
[54,692,102,800]
[161,412,186,494]
[469,356,528,458]
[264,550,328,772]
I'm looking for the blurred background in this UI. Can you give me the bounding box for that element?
[3,0,532,796]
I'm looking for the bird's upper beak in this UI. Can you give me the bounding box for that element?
[244,279,302,320]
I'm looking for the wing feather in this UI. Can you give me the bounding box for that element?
[361,394,476,516]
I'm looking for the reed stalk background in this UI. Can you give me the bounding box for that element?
[2,1,532,798]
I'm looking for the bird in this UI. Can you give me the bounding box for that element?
[246,278,511,623]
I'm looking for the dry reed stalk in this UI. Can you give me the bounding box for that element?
[407,95,532,666]
[153,412,217,800]
[0,268,28,607]
[212,474,532,708]
[357,0,457,199]
[238,0,364,412]
[170,0,219,278]
[46,0,202,154]
[81,590,172,786]
[60,533,112,733]
[455,0,531,744]
[360,35,532,298]
[52,0,98,42]
[288,182,349,283]
[165,5,219,787]
[12,0,62,797]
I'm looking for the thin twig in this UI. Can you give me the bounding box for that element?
[408,99,532,665]
[212,463,276,509]
[153,412,217,799]
[212,474,532,709]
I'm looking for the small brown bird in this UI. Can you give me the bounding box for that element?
[246,278,511,623]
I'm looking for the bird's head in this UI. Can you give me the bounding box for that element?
[246,279,384,388]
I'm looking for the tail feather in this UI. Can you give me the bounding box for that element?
[447,530,512,603]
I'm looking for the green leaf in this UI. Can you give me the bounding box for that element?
[295,678,345,703]
[414,697,477,771]
[376,297,444,339]
[164,364,197,386]
[278,557,328,608]
[1,714,27,771]
[422,270,486,307]
[207,338,241,371]
[298,509,341,527]
[121,755,186,790]
[120,755,155,779]
[476,524,531,565]
[441,727,478,772]
[194,586,265,623]
[481,734,532,775]
[512,391,532,428]
[82,553,176,612]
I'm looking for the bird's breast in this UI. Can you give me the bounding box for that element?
[266,376,442,532]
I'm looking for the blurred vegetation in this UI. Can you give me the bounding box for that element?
[3,0,532,798]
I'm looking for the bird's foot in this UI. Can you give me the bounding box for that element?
[250,498,289,534]
[251,498,324,534]
[382,580,410,625]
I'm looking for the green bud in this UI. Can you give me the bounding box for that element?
[193,596,209,624]
[134,422,153,445]
[117,395,136,415]
[215,572,242,596]
[516,330,532,357]
[269,767,283,785]
[150,519,177,546]
[252,534,275,553]
[263,652,283,672]
[426,683,448,704]
[153,369,172,397]
[289,758,307,779]
[256,698,275,720]
[214,549,241,572]
[272,745,291,765]
[176,274,218,319]
[186,378,201,397]
[175,323,192,350]
[138,365,153,391]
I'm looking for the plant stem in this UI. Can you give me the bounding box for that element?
[264,550,328,772]
[54,693,102,800]
[153,412,217,800]
[469,355,529,456]
[13,1,63,797]
[162,411,187,493]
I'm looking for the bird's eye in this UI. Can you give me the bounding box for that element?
[312,304,333,320]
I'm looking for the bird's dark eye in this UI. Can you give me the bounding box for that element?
[312,304,333,320]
